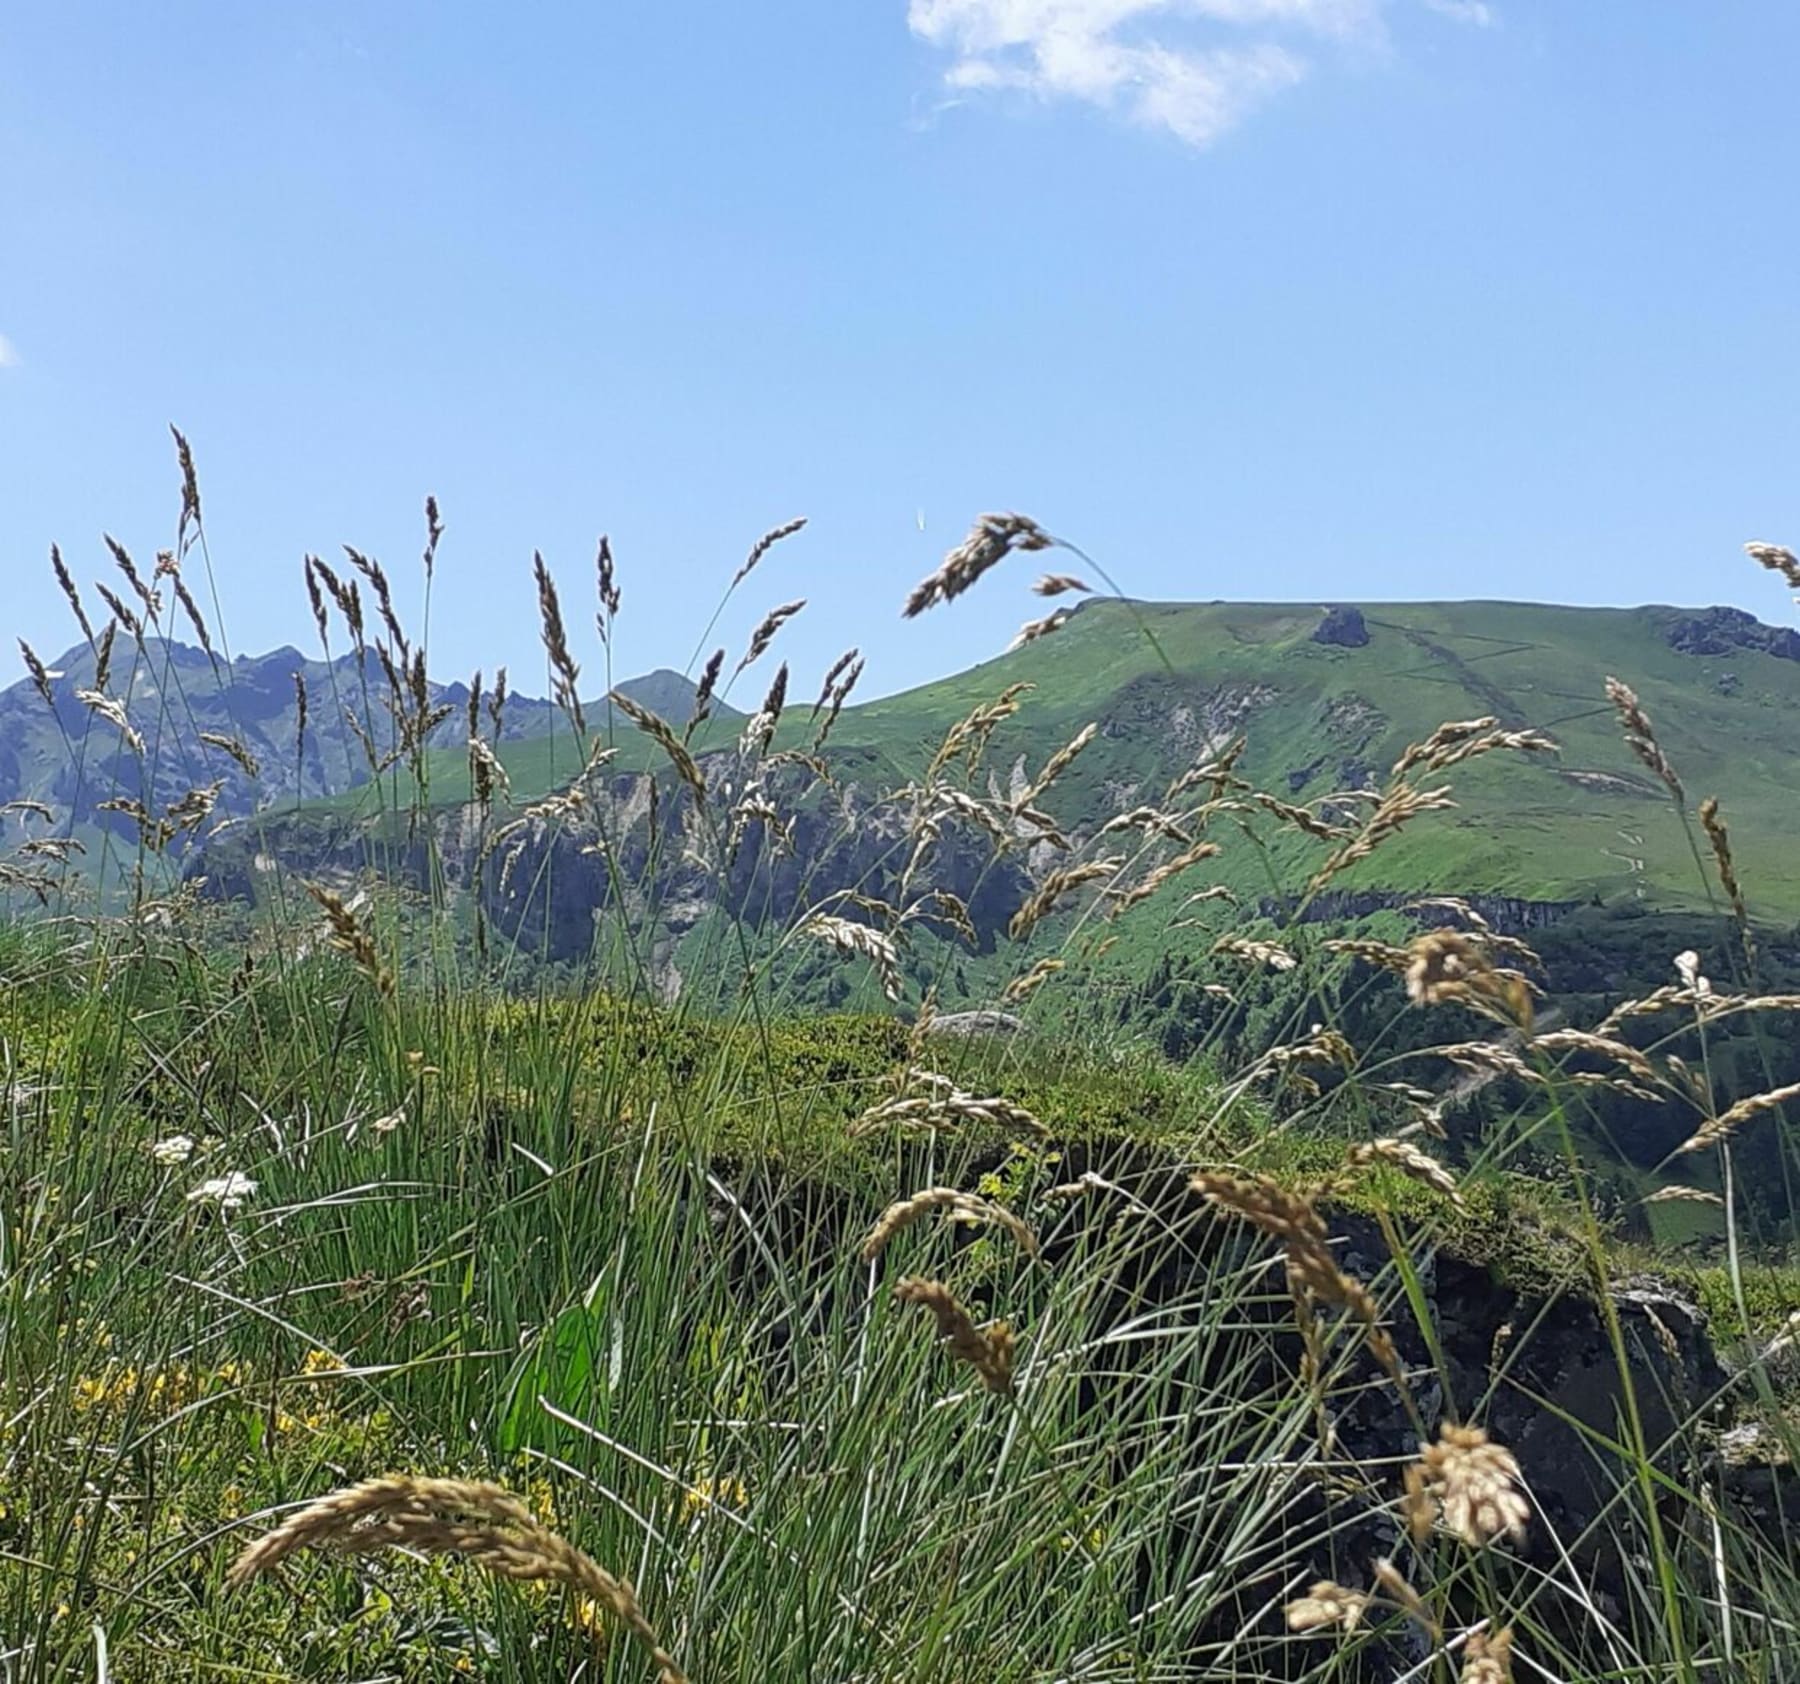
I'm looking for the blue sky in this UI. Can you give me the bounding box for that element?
[4,3,1798,702]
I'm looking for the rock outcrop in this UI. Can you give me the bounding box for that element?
[1313,604,1370,647]
[1665,605,1800,662]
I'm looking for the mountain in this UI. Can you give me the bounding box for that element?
[127,592,1799,970]
[825,595,1800,917]
[12,594,1800,930]
[0,634,738,890]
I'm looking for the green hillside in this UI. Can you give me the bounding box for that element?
[340,595,1800,918]
[839,596,1800,914]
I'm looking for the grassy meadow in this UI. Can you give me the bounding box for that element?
[3,483,1800,1680]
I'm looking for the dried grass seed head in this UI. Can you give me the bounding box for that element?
[861,1187,1039,1263]
[228,1474,686,1684]
[1285,1580,1369,1633]
[1605,676,1683,803]
[1414,1423,1529,1547]
[733,516,807,587]
[1746,540,1800,589]
[904,512,1052,618]
[50,545,96,646]
[893,1276,1015,1394]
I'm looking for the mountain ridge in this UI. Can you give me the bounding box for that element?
[7,593,1800,920]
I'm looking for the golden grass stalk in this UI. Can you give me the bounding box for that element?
[814,654,864,748]
[1392,717,1557,779]
[1211,935,1297,972]
[1604,676,1683,803]
[308,555,354,633]
[165,780,224,836]
[850,1087,1049,1141]
[172,573,214,658]
[1002,956,1064,1004]
[302,555,330,646]
[904,512,1052,618]
[17,641,54,709]
[50,545,95,646]
[1411,1423,1529,1547]
[1391,718,1495,781]
[1306,782,1458,897]
[1033,572,1091,597]
[469,738,511,809]
[1252,792,1354,841]
[94,581,142,640]
[1323,936,1412,972]
[686,647,725,740]
[1679,1080,1800,1153]
[1098,805,1193,844]
[1009,606,1073,650]
[423,495,444,581]
[800,912,902,1001]
[1169,734,1249,800]
[1371,1558,1434,1634]
[18,835,83,863]
[198,732,260,780]
[740,662,789,757]
[929,683,1032,780]
[612,692,708,804]
[903,887,977,945]
[1698,796,1754,966]
[96,797,173,851]
[594,533,620,629]
[1016,720,1096,807]
[1284,1580,1368,1633]
[1404,930,1533,1030]
[90,621,116,693]
[75,688,144,755]
[810,648,861,718]
[1642,1184,1724,1206]
[305,882,394,997]
[533,550,586,735]
[1746,540,1800,588]
[171,423,202,554]
[893,1277,1015,1395]
[106,534,160,618]
[861,1188,1039,1264]
[1460,1627,1515,1684]
[1009,857,1123,941]
[734,599,806,676]
[347,546,408,659]
[732,516,807,587]
[227,1475,685,1683]
[1190,1170,1393,1373]
[1347,1139,1464,1206]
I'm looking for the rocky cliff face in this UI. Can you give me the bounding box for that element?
[1665,605,1800,662]
[192,757,1036,982]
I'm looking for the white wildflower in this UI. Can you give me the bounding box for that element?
[150,1134,196,1166]
[1674,950,1711,996]
[188,1171,257,1211]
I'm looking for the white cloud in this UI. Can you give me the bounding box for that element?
[1422,0,1495,23]
[909,0,1489,146]
[0,334,17,370]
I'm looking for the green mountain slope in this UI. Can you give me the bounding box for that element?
[409,595,1800,919]
[839,598,1800,913]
